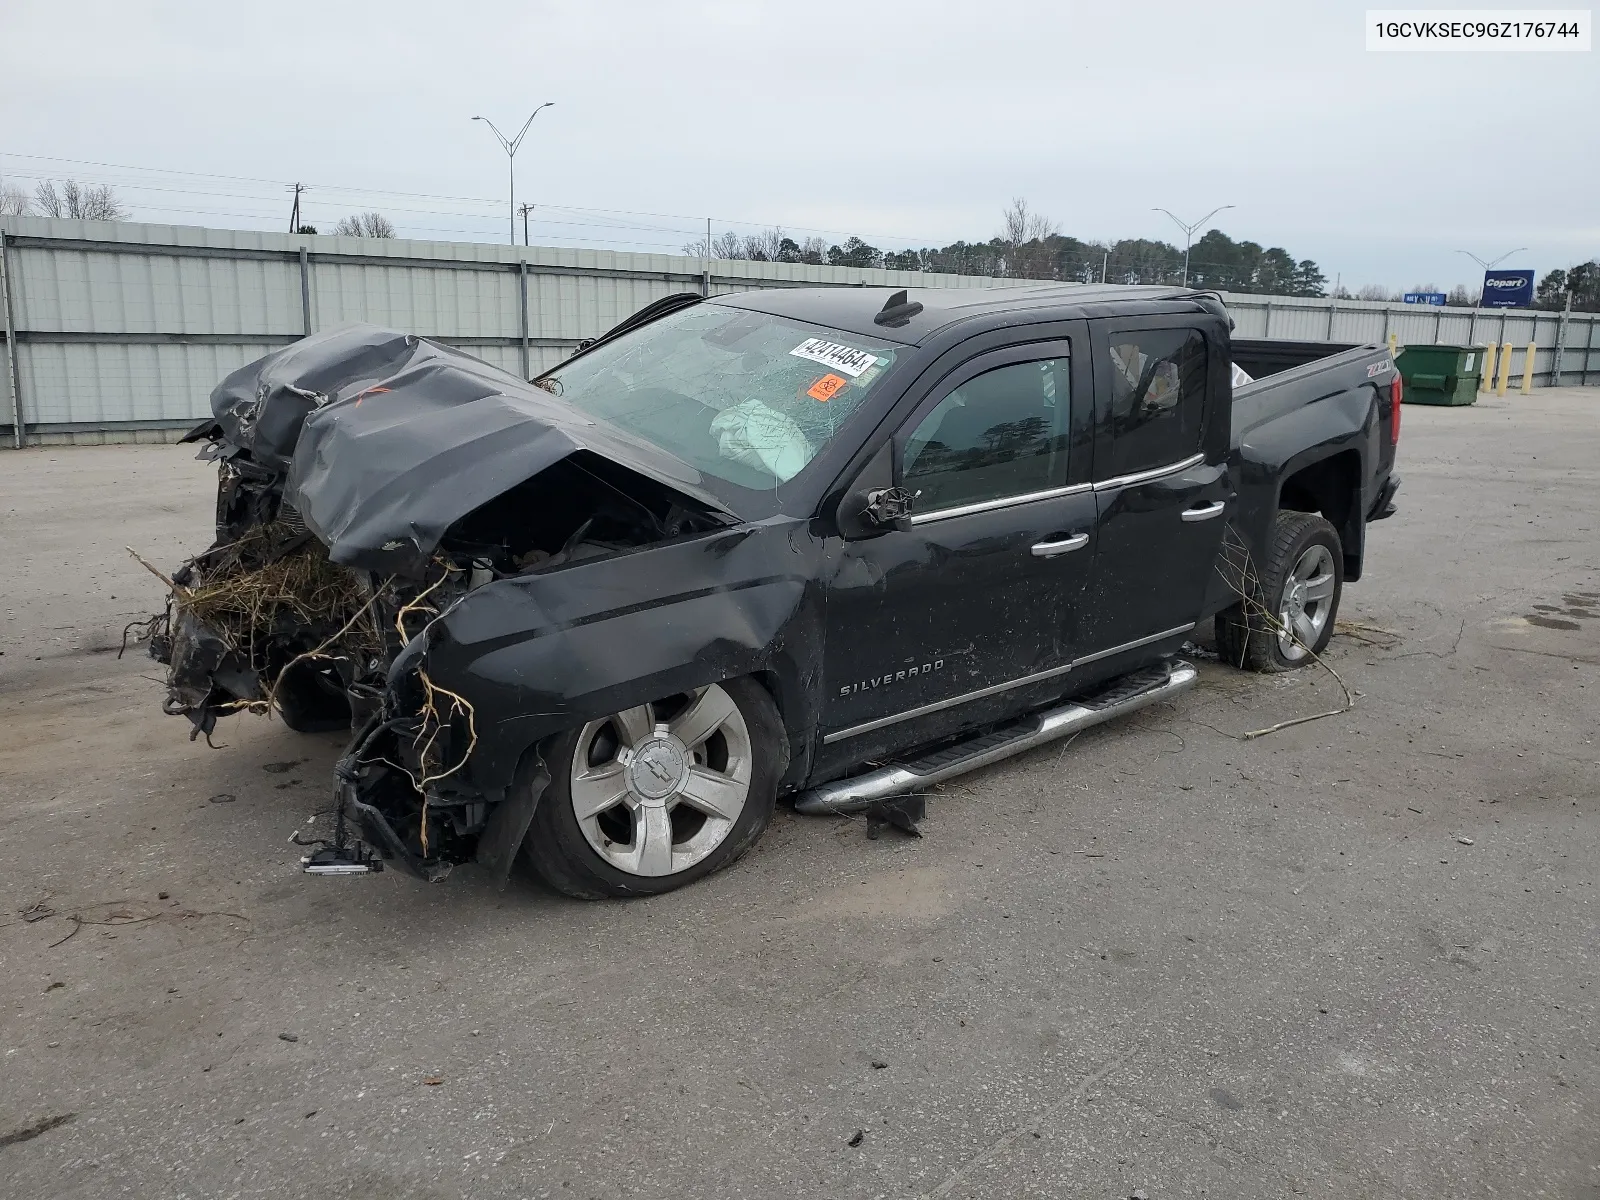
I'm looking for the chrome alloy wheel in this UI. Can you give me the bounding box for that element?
[1277,542,1337,661]
[569,685,753,878]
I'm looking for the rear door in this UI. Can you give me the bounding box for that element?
[819,333,1096,756]
[1079,318,1231,661]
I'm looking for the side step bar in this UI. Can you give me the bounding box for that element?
[793,659,1198,815]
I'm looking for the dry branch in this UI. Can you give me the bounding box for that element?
[1217,540,1355,740]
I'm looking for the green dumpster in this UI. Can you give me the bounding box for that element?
[1395,344,1484,406]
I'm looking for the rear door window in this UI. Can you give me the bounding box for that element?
[1105,328,1207,476]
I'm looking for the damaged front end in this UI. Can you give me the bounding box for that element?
[151,323,734,882]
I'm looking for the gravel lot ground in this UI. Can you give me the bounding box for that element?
[1,390,1597,1200]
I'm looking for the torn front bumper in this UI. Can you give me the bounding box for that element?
[329,712,547,888]
[154,607,264,738]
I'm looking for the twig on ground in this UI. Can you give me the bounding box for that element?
[125,547,189,597]
[47,903,249,949]
[118,613,167,658]
[1390,619,1467,660]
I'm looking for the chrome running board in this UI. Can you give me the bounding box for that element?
[793,659,1198,816]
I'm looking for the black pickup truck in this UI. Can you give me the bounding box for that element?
[156,284,1400,897]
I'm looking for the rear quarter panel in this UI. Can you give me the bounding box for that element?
[1205,347,1391,614]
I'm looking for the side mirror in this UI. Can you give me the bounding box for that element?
[838,483,913,538]
[836,441,913,538]
[863,486,913,530]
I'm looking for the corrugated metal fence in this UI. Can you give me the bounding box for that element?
[2,216,1595,446]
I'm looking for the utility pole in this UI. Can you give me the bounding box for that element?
[288,183,306,233]
[1101,249,1108,284]
[1153,205,1235,288]
[518,202,534,247]
[472,103,555,246]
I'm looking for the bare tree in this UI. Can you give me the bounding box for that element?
[1001,197,1057,246]
[33,179,128,220]
[998,198,1059,279]
[740,227,788,262]
[0,185,31,216]
[333,212,396,238]
[681,230,761,260]
[1355,284,1392,302]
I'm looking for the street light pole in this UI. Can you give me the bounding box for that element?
[1456,247,1529,271]
[473,103,555,246]
[1153,205,1235,288]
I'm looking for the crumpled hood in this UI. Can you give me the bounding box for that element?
[204,324,734,575]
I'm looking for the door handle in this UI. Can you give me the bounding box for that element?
[1181,500,1226,522]
[1030,533,1090,558]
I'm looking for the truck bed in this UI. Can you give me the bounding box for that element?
[1232,338,1362,380]
[1229,339,1390,449]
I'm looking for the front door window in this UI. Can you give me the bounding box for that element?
[903,357,1071,514]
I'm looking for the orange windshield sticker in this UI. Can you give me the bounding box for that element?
[807,373,848,402]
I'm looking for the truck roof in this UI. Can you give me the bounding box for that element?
[718,283,1217,346]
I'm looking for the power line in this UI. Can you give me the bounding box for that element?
[0,150,967,248]
[3,150,1341,278]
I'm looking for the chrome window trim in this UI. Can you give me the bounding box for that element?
[1091,452,1206,493]
[821,622,1195,744]
[909,481,1092,526]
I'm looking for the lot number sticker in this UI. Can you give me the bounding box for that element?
[806,373,848,401]
[790,338,879,378]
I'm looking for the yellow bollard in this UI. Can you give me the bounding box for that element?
[1521,341,1536,394]
[1479,344,1496,392]
[1496,341,1513,396]
[1388,332,1399,359]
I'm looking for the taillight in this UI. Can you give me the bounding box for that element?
[1390,375,1402,445]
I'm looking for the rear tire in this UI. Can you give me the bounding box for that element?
[1215,511,1343,672]
[521,678,784,899]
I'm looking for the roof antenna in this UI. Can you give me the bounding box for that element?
[874,289,924,328]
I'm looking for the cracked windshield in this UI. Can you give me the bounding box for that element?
[539,304,900,490]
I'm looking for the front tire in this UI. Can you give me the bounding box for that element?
[521,678,784,899]
[1215,511,1343,672]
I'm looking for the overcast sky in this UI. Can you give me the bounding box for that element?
[3,0,1595,290]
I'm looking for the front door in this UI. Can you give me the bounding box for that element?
[1080,319,1230,661]
[819,337,1097,763]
